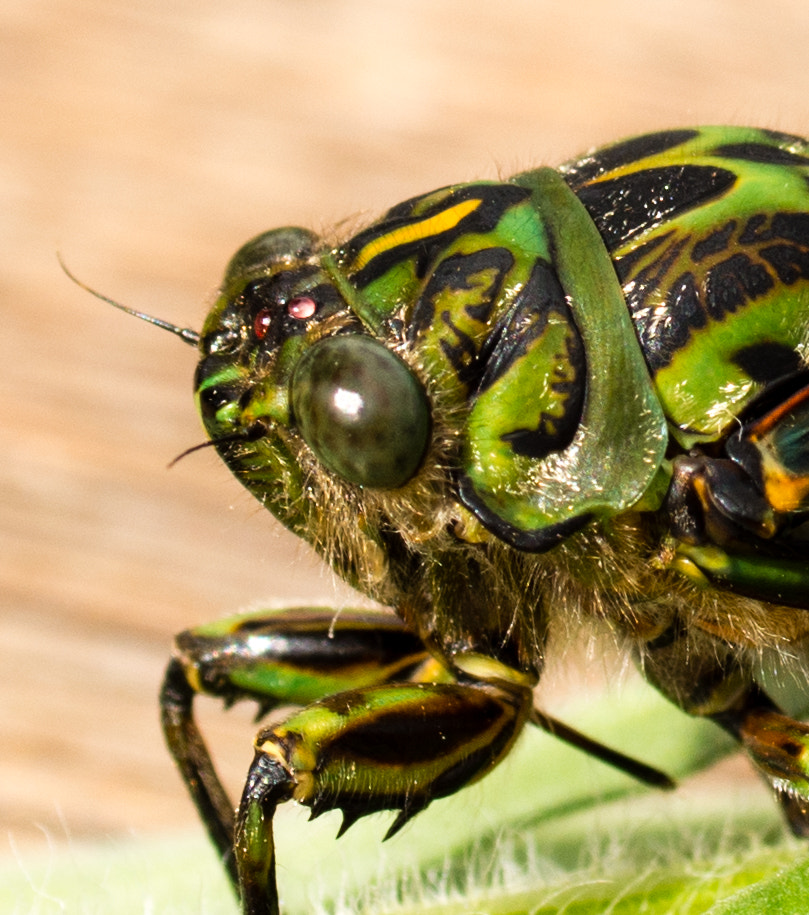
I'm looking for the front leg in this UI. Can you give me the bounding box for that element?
[162,605,672,914]
[160,607,434,891]
[234,679,532,915]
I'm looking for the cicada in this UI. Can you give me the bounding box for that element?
[104,127,809,914]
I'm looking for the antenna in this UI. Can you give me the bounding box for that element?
[58,253,200,347]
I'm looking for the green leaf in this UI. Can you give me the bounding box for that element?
[3,678,804,915]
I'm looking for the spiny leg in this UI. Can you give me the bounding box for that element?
[163,605,677,913]
[233,679,533,915]
[160,607,433,892]
[232,660,676,913]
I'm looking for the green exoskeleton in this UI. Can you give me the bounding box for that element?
[106,127,809,913]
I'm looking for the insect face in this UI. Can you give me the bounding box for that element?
[195,228,432,497]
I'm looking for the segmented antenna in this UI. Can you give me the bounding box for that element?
[58,253,200,347]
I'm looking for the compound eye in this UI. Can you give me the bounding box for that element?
[253,307,272,339]
[291,335,430,489]
[287,296,317,320]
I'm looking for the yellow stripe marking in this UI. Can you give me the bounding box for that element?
[352,198,482,272]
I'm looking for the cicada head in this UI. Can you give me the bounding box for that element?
[195,228,432,540]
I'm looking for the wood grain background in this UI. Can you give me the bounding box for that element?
[5,0,809,861]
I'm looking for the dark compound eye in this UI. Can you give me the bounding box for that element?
[287,296,317,320]
[290,335,430,489]
[253,307,272,338]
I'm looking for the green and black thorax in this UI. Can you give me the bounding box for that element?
[193,126,809,671]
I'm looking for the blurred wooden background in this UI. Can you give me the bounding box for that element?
[5,0,809,863]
